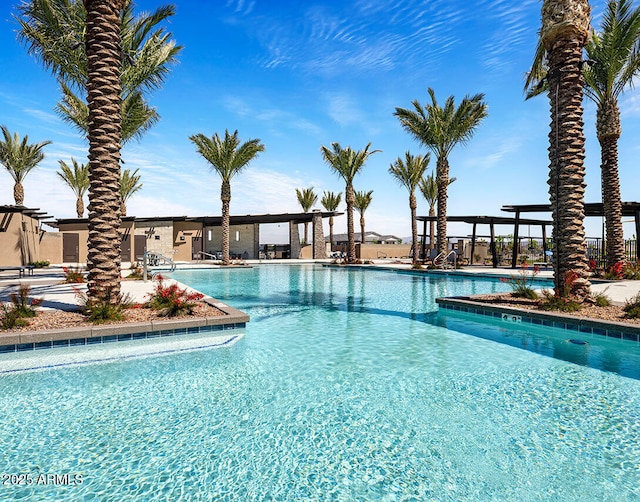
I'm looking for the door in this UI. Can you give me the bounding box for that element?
[192,236,203,260]
[134,235,147,261]
[121,234,131,262]
[62,233,79,262]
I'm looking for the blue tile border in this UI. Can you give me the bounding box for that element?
[0,322,247,355]
[436,297,640,342]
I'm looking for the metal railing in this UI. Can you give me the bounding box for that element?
[433,250,457,269]
[193,251,218,262]
[142,251,176,282]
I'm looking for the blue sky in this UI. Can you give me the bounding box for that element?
[1,0,639,243]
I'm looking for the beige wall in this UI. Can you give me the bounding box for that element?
[40,232,62,264]
[173,221,204,261]
[205,224,257,259]
[0,212,41,266]
[56,222,90,264]
[358,243,413,259]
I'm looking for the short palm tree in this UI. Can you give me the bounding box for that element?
[354,190,374,245]
[394,88,487,256]
[0,126,51,206]
[583,0,640,268]
[120,168,142,216]
[295,187,317,245]
[419,173,455,253]
[321,142,380,263]
[190,130,264,265]
[321,191,342,250]
[57,158,89,217]
[536,0,592,299]
[389,152,430,263]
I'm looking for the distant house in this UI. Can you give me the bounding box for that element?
[330,231,401,245]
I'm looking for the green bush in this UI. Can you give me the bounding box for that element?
[146,275,204,317]
[10,284,42,318]
[28,260,50,268]
[63,266,85,283]
[623,293,640,319]
[76,286,133,324]
[539,290,581,312]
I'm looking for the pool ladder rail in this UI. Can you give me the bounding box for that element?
[433,250,457,269]
[142,251,176,281]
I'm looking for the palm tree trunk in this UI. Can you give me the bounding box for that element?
[346,183,355,262]
[76,197,84,218]
[14,182,24,205]
[597,99,625,268]
[429,206,435,252]
[329,216,334,251]
[360,216,365,244]
[410,192,418,264]
[547,36,591,299]
[85,0,124,301]
[221,180,231,265]
[303,222,309,246]
[436,156,449,256]
[120,200,127,217]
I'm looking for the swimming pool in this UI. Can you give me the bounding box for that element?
[1,264,639,500]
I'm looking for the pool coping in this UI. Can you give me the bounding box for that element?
[0,297,250,353]
[436,296,640,343]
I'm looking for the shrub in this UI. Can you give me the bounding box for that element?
[623,261,640,280]
[539,290,582,312]
[10,284,42,318]
[623,293,640,319]
[0,304,29,330]
[76,286,133,324]
[28,260,50,268]
[146,275,204,317]
[126,266,144,280]
[593,290,611,307]
[501,264,539,300]
[63,266,85,283]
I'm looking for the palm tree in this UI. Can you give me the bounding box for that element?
[536,0,592,299]
[82,0,127,300]
[120,168,142,216]
[0,126,51,206]
[57,158,89,217]
[419,173,456,254]
[321,191,342,250]
[583,0,640,268]
[17,0,181,145]
[354,190,374,245]
[18,0,180,302]
[389,152,430,263]
[394,88,487,256]
[295,187,317,245]
[320,142,380,263]
[525,0,640,271]
[190,130,264,265]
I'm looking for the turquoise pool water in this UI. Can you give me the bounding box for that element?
[1,264,639,500]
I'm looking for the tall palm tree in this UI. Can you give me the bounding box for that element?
[295,187,317,245]
[583,0,640,267]
[394,88,487,256]
[321,142,380,263]
[389,152,430,263]
[419,173,456,253]
[321,191,342,250]
[537,0,592,299]
[57,158,89,217]
[82,0,127,300]
[17,0,181,145]
[18,0,180,302]
[120,168,142,216]
[526,0,640,271]
[0,126,51,206]
[354,190,374,245]
[190,130,264,265]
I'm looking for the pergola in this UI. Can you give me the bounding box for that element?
[417,215,553,268]
[501,202,640,265]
